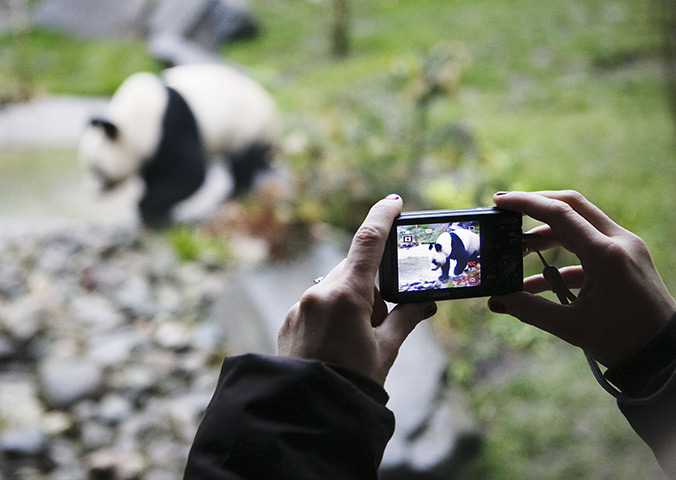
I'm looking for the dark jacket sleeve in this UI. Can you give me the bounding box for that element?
[604,313,676,478]
[183,354,395,480]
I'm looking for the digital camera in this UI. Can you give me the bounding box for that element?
[379,207,523,303]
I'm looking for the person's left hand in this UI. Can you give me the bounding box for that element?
[278,194,437,386]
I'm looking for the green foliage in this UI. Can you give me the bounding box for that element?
[0,28,157,100]
[1,0,674,477]
[457,339,663,479]
[164,226,231,265]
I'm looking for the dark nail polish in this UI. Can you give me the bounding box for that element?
[488,300,507,314]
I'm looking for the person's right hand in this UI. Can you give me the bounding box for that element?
[278,194,436,386]
[488,190,676,367]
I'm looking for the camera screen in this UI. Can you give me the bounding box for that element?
[396,220,481,293]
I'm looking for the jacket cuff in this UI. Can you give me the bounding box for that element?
[328,364,390,405]
[604,312,676,397]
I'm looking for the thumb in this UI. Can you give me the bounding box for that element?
[488,291,574,342]
[375,302,437,373]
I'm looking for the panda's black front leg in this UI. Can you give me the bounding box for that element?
[439,260,451,281]
[454,258,468,276]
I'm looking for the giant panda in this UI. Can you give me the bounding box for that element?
[78,63,278,226]
[428,226,480,281]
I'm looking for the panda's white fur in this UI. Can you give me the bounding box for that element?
[171,162,232,223]
[429,226,480,279]
[162,64,276,156]
[79,72,167,187]
[429,231,452,272]
[79,63,278,225]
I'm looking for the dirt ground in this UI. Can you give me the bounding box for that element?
[397,244,440,286]
[397,244,481,290]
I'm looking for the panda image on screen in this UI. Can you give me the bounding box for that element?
[428,224,481,281]
[79,63,278,227]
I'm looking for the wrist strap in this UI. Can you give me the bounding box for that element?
[535,250,676,406]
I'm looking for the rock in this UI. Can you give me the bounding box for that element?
[0,428,48,455]
[86,448,148,480]
[147,0,259,66]
[148,34,224,67]
[79,421,116,452]
[209,239,482,479]
[149,0,258,51]
[39,358,105,408]
[41,411,76,437]
[0,428,53,473]
[86,329,142,368]
[0,224,228,478]
[0,220,480,479]
[110,364,156,399]
[32,0,150,38]
[0,333,16,361]
[35,236,82,274]
[69,294,126,331]
[0,377,45,429]
[154,320,193,351]
[97,394,133,425]
[0,260,26,299]
[380,389,482,479]
[114,274,154,317]
[0,295,48,342]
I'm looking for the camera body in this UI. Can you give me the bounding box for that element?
[379,207,523,303]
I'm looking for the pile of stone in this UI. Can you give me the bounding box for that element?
[0,221,482,479]
[400,279,446,292]
[0,224,229,479]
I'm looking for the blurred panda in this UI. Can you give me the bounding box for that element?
[79,63,278,226]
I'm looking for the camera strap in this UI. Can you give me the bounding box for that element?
[533,250,676,406]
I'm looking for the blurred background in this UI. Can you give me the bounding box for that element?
[1,0,675,478]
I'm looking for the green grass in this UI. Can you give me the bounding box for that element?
[234,2,675,477]
[0,28,158,99]
[1,0,674,477]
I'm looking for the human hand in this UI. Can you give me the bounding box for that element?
[488,190,676,367]
[278,194,437,386]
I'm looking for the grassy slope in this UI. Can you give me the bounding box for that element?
[1,1,674,477]
[229,2,673,478]
[228,0,676,283]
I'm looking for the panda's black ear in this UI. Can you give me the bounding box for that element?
[90,117,119,141]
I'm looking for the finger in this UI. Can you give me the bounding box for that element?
[344,195,403,285]
[522,265,586,294]
[494,191,609,263]
[523,225,561,254]
[371,286,389,327]
[376,302,437,361]
[319,258,347,285]
[488,291,578,345]
[530,190,626,237]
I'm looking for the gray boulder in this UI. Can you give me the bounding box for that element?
[148,0,258,51]
[32,0,151,38]
[148,0,259,66]
[39,358,105,409]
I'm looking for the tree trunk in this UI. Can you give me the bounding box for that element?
[332,0,350,58]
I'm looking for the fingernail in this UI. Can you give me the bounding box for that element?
[488,299,507,314]
[495,191,509,196]
[424,304,437,318]
[385,194,401,200]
